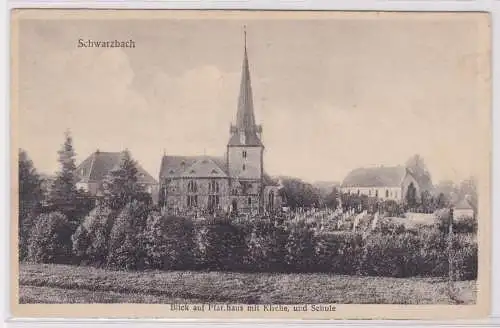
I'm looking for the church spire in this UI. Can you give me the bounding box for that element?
[236,25,256,132]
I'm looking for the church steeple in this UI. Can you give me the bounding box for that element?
[236,26,256,131]
[228,26,263,147]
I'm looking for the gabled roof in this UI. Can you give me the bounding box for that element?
[454,199,474,210]
[160,155,228,179]
[342,166,407,188]
[76,151,157,185]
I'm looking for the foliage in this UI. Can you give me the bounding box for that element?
[27,212,73,264]
[18,149,44,260]
[71,205,116,266]
[140,213,195,270]
[101,150,146,210]
[107,201,149,269]
[323,187,339,209]
[280,178,321,209]
[47,131,81,217]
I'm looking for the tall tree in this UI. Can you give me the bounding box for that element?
[18,149,43,260]
[102,150,145,210]
[48,130,79,211]
[405,182,417,209]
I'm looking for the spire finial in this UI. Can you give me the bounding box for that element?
[243,25,247,51]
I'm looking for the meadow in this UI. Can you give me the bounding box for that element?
[19,263,476,304]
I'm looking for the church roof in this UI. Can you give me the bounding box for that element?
[160,155,228,179]
[76,151,157,185]
[342,166,407,188]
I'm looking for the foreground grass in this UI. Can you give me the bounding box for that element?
[19,263,476,304]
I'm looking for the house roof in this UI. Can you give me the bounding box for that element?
[454,199,474,210]
[342,166,407,188]
[76,151,157,185]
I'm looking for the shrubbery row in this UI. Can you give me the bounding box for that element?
[25,201,477,280]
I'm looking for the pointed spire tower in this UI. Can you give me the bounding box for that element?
[227,26,264,185]
[228,26,263,147]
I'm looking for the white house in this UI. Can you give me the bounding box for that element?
[340,165,433,203]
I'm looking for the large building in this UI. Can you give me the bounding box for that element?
[158,33,282,215]
[76,150,159,202]
[340,165,433,203]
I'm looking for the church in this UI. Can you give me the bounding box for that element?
[158,31,283,215]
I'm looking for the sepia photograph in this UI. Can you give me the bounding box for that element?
[10,9,491,319]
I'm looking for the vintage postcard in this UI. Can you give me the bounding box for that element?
[10,9,491,320]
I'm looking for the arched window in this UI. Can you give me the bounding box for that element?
[242,164,246,171]
[187,180,197,193]
[242,150,247,159]
[268,190,275,209]
[375,190,378,197]
[357,189,360,195]
[248,197,252,206]
[209,180,219,193]
[386,189,389,198]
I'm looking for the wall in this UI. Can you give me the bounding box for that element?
[163,178,230,211]
[227,146,263,180]
[341,186,402,201]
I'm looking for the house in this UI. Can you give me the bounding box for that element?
[159,32,283,214]
[453,198,475,219]
[340,165,433,203]
[75,150,159,204]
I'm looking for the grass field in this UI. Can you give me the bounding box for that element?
[19,263,477,304]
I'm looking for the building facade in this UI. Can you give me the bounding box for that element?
[340,165,433,203]
[159,34,282,215]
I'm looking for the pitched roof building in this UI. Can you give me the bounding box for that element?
[159,29,282,215]
[341,165,433,202]
[76,150,158,201]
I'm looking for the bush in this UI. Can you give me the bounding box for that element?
[27,212,73,264]
[107,201,149,269]
[284,220,318,272]
[71,205,116,266]
[140,213,195,270]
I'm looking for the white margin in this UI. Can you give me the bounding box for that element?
[1,0,499,327]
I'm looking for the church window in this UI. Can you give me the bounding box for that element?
[369,190,371,196]
[242,164,246,171]
[242,150,247,158]
[209,180,219,193]
[386,189,389,198]
[375,190,378,197]
[357,190,360,195]
[187,195,198,207]
[187,180,198,193]
[248,197,252,206]
[208,195,220,208]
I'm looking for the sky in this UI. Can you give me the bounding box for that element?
[15,11,490,184]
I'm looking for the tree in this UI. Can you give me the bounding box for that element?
[107,201,149,269]
[71,205,117,266]
[405,154,429,175]
[280,178,321,209]
[324,187,339,209]
[47,130,84,221]
[18,149,44,260]
[102,150,145,210]
[27,212,73,264]
[405,182,417,209]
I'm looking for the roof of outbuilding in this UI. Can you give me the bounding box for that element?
[76,151,157,185]
[342,166,407,188]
